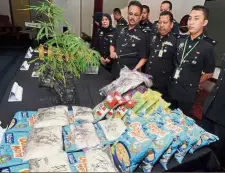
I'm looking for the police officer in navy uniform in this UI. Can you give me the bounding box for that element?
[152,1,180,36]
[202,55,225,169]
[145,11,177,101]
[169,6,216,117]
[140,5,153,34]
[113,8,128,27]
[93,13,115,72]
[110,1,147,79]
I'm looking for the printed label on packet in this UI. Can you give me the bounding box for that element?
[128,122,149,143]
[147,123,167,137]
[68,152,87,172]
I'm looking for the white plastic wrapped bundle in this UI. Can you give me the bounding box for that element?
[34,106,69,128]
[72,106,94,123]
[99,66,153,96]
[29,152,72,172]
[23,126,63,160]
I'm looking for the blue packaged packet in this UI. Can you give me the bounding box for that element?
[189,129,219,154]
[0,132,29,168]
[140,121,173,172]
[6,111,37,132]
[111,121,152,172]
[93,123,108,145]
[159,123,188,170]
[63,125,76,152]
[67,152,87,172]
[0,163,30,172]
[175,124,203,163]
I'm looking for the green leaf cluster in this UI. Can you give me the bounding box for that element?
[27,0,100,87]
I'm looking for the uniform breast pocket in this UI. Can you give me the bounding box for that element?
[190,55,203,72]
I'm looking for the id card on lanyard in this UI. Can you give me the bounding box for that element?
[174,37,202,79]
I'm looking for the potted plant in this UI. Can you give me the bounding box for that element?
[27,0,100,104]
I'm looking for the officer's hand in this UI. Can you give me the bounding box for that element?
[100,57,106,65]
[105,58,111,63]
[110,52,118,59]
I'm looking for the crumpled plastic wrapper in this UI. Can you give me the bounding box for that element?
[99,66,153,96]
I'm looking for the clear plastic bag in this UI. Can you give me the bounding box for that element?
[99,66,153,96]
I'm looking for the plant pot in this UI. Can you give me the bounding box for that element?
[53,77,76,104]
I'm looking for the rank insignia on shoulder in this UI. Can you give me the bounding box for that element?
[203,35,217,45]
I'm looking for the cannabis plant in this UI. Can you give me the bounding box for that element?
[27,0,100,87]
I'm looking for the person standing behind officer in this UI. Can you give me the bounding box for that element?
[202,55,225,170]
[145,11,177,101]
[110,1,147,79]
[140,5,153,34]
[169,5,216,117]
[152,1,180,36]
[93,13,115,72]
[113,8,128,27]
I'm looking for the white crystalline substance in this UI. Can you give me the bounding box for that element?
[72,106,94,123]
[86,148,118,172]
[29,152,71,172]
[34,105,69,128]
[70,123,101,150]
[98,118,127,142]
[23,126,63,160]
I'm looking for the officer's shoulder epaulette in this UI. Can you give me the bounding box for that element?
[203,35,217,45]
[176,34,188,39]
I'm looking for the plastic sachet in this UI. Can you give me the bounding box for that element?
[23,126,63,160]
[189,129,219,154]
[113,95,136,119]
[139,120,173,172]
[159,122,189,170]
[97,118,127,143]
[67,151,87,172]
[34,106,69,128]
[84,146,118,172]
[71,106,94,123]
[99,66,153,96]
[0,131,29,168]
[137,90,162,118]
[123,85,148,98]
[29,152,72,172]
[0,163,30,172]
[6,111,37,132]
[111,118,151,172]
[93,92,126,122]
[175,124,203,163]
[145,98,171,117]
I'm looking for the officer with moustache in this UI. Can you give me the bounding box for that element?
[110,1,147,79]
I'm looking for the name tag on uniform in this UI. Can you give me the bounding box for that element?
[158,49,163,57]
[174,68,181,79]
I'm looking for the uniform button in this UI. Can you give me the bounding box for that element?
[157,45,159,47]
[120,50,122,53]
[150,62,152,64]
[189,45,192,48]
[221,78,223,80]
[149,68,151,70]
[175,81,178,84]
[117,62,119,64]
[125,39,127,41]
[152,56,154,58]
[190,84,192,86]
[217,87,219,89]
[162,71,165,74]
